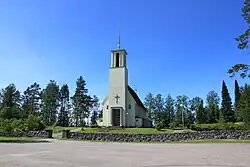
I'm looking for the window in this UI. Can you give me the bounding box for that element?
[106,105,109,109]
[115,53,119,67]
[128,104,131,109]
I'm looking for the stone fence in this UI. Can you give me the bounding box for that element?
[0,130,53,138]
[63,130,250,142]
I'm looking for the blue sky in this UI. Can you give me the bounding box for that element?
[0,0,249,103]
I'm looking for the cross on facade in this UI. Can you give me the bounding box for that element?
[114,94,120,104]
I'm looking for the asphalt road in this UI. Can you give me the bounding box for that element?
[0,139,250,167]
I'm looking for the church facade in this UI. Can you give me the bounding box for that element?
[100,46,152,128]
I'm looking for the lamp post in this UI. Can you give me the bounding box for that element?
[180,104,184,128]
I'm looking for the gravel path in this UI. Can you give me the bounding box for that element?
[0,140,250,167]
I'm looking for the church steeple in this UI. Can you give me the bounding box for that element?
[110,33,127,68]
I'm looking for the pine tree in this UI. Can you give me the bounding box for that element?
[71,76,92,127]
[40,80,60,126]
[196,100,206,124]
[238,85,250,128]
[90,95,100,126]
[0,84,22,119]
[234,80,242,122]
[206,91,220,123]
[164,94,175,127]
[22,82,41,118]
[221,81,234,122]
[144,93,155,120]
[153,94,165,129]
[175,95,189,127]
[58,84,70,127]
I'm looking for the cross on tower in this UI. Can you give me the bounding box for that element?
[114,94,120,104]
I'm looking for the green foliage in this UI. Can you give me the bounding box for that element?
[164,94,175,127]
[0,116,45,133]
[40,80,60,126]
[57,84,70,127]
[228,0,250,78]
[71,76,93,127]
[196,100,206,124]
[238,85,250,128]
[144,93,155,120]
[221,81,234,122]
[22,82,41,117]
[235,80,242,122]
[205,91,220,123]
[190,123,247,131]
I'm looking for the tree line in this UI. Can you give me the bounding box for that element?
[0,76,101,130]
[144,80,250,129]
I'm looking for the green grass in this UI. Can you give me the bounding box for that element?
[46,126,81,133]
[0,137,45,143]
[80,128,194,134]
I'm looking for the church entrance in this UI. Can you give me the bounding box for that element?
[112,108,121,126]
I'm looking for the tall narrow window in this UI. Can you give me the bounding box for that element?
[115,53,119,67]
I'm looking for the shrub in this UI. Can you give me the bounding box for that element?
[0,115,46,133]
[190,123,247,131]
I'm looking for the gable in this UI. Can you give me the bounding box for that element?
[128,85,147,110]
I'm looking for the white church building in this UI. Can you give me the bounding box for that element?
[99,42,152,128]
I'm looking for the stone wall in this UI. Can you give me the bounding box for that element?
[0,130,53,138]
[66,130,250,142]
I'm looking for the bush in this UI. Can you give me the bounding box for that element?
[190,123,247,131]
[89,124,101,128]
[0,115,46,133]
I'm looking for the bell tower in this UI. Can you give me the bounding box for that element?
[107,34,128,126]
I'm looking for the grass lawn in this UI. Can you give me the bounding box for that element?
[0,137,45,143]
[80,128,194,134]
[46,126,81,133]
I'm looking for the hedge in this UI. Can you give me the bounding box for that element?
[190,123,247,131]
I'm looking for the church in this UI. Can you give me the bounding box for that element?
[99,40,152,128]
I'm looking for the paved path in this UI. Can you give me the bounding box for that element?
[0,140,250,167]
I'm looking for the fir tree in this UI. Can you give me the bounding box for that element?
[40,80,60,126]
[71,76,92,127]
[238,85,250,128]
[164,94,175,127]
[234,80,242,122]
[196,100,206,124]
[221,81,234,122]
[58,84,70,127]
[0,84,22,119]
[206,91,220,123]
[22,82,41,117]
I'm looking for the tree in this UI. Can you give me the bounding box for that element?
[40,80,60,126]
[175,95,189,127]
[164,94,175,127]
[57,84,70,127]
[153,94,165,129]
[0,84,22,119]
[234,80,242,122]
[196,100,206,124]
[228,0,250,78]
[71,76,92,127]
[144,93,155,120]
[206,91,220,123]
[189,97,203,120]
[238,85,250,128]
[90,95,100,126]
[22,82,41,118]
[221,81,234,122]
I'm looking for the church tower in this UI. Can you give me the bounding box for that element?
[107,36,128,126]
